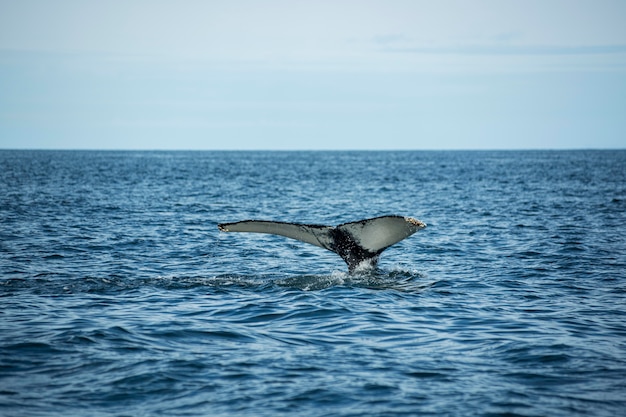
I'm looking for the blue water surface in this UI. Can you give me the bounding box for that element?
[1,150,625,416]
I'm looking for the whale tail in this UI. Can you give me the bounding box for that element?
[218,215,426,272]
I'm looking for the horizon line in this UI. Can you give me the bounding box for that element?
[1,147,624,152]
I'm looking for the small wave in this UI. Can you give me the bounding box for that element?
[43,254,65,260]
[276,267,431,292]
[1,274,269,295]
[1,267,432,295]
[276,271,348,291]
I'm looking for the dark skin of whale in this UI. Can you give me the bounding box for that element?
[218,215,426,272]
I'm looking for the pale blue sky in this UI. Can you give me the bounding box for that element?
[1,0,625,150]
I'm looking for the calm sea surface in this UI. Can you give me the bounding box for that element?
[1,150,625,416]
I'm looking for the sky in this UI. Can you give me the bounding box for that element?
[1,0,625,150]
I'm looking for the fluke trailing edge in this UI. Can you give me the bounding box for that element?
[218,215,426,272]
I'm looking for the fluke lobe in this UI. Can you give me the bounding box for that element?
[218,215,426,272]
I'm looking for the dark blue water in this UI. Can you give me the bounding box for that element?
[1,150,625,416]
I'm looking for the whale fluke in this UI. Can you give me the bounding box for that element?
[218,215,426,272]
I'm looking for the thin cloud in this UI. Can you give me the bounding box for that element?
[384,44,626,56]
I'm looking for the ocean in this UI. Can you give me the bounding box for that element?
[1,150,625,416]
